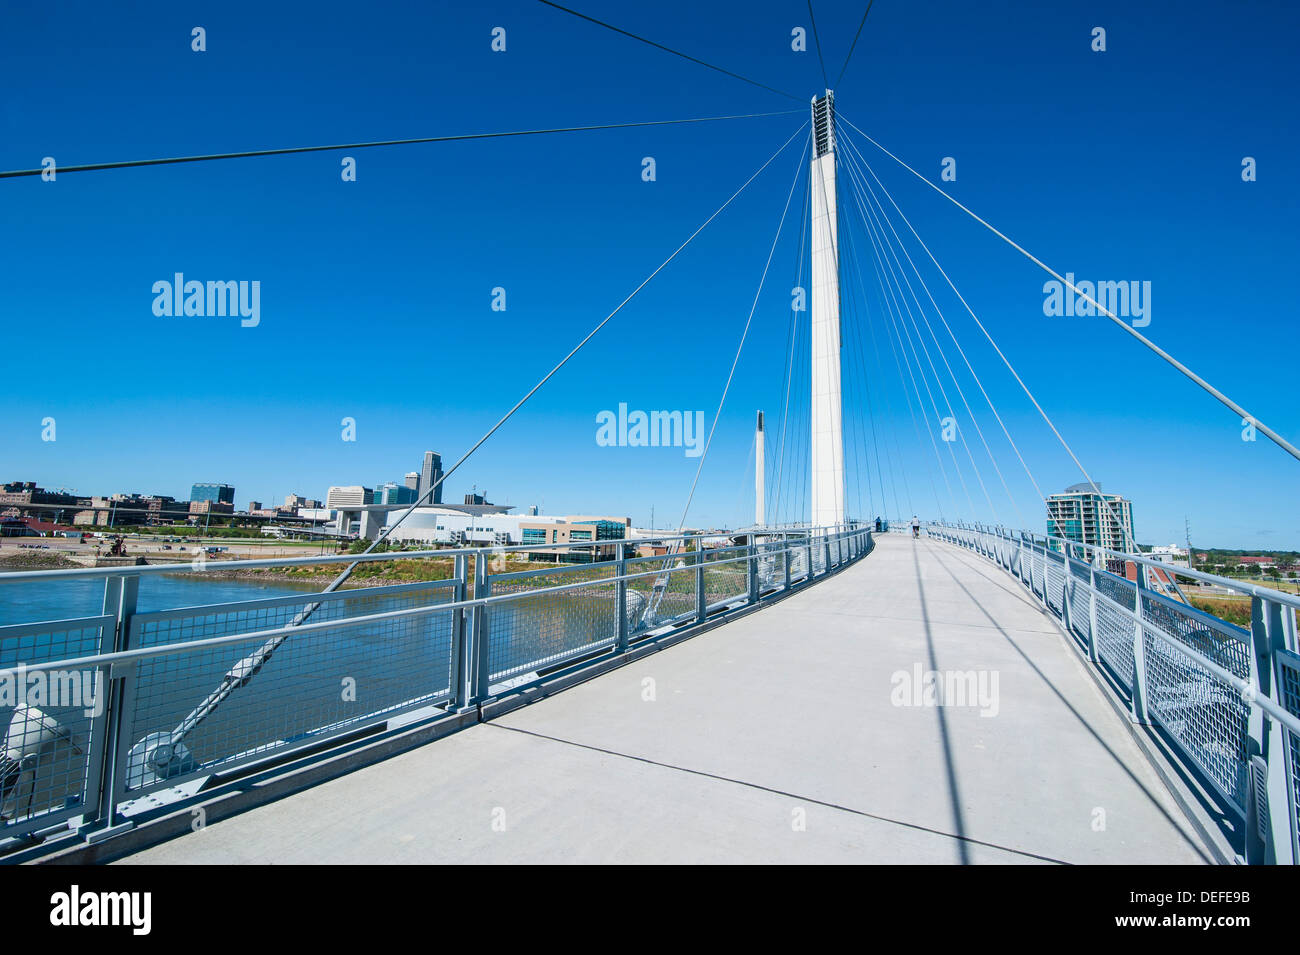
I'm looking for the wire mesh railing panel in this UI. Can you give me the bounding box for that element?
[624,555,695,631]
[789,544,810,580]
[1278,651,1300,859]
[757,541,788,591]
[1139,623,1250,809]
[702,547,750,609]
[1093,572,1137,693]
[132,580,456,649]
[0,615,112,836]
[1142,592,1250,681]
[122,584,458,796]
[486,565,618,681]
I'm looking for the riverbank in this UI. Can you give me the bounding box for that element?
[2,548,583,586]
[160,554,567,587]
[0,550,82,571]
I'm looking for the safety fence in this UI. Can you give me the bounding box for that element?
[928,522,1300,865]
[0,524,871,852]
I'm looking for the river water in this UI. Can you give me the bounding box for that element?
[0,573,329,626]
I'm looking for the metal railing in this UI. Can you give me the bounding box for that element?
[0,524,872,852]
[926,521,1300,865]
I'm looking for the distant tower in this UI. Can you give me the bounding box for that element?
[404,472,420,491]
[419,451,443,505]
[809,91,845,528]
[755,411,766,527]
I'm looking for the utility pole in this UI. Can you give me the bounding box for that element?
[1185,516,1194,572]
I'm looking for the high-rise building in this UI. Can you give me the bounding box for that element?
[191,483,235,505]
[418,451,443,505]
[1046,483,1135,552]
[404,472,420,491]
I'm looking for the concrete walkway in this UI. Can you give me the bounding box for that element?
[117,535,1213,864]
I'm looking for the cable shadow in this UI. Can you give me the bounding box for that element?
[911,541,971,864]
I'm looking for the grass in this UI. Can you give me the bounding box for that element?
[1187,594,1300,629]
[242,553,561,585]
[1187,595,1253,628]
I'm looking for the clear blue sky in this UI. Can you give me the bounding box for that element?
[2,0,1297,548]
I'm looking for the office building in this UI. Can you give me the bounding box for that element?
[326,486,373,508]
[382,508,629,561]
[191,483,235,505]
[375,482,418,506]
[1046,482,1135,552]
[419,451,443,505]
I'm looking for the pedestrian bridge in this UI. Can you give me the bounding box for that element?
[5,525,1298,864]
[114,534,1212,865]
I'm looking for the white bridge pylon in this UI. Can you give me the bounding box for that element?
[810,90,845,528]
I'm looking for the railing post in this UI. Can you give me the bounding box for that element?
[804,536,813,583]
[1129,564,1151,725]
[1246,595,1297,864]
[1060,547,1073,635]
[470,551,491,703]
[783,535,792,591]
[695,536,706,624]
[447,553,471,711]
[1087,562,1100,665]
[822,534,831,576]
[615,554,629,653]
[80,572,139,842]
[747,533,759,605]
[1039,541,1050,607]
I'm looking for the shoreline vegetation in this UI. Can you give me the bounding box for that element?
[0,550,568,586]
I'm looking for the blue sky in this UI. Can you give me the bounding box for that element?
[2,0,1297,548]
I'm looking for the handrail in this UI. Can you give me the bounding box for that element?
[939,521,1300,612]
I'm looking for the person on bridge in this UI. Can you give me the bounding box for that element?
[911,516,920,539]
[874,516,883,532]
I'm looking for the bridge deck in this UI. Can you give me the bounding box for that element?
[117,536,1212,864]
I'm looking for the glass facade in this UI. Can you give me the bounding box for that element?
[375,483,418,506]
[190,483,234,504]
